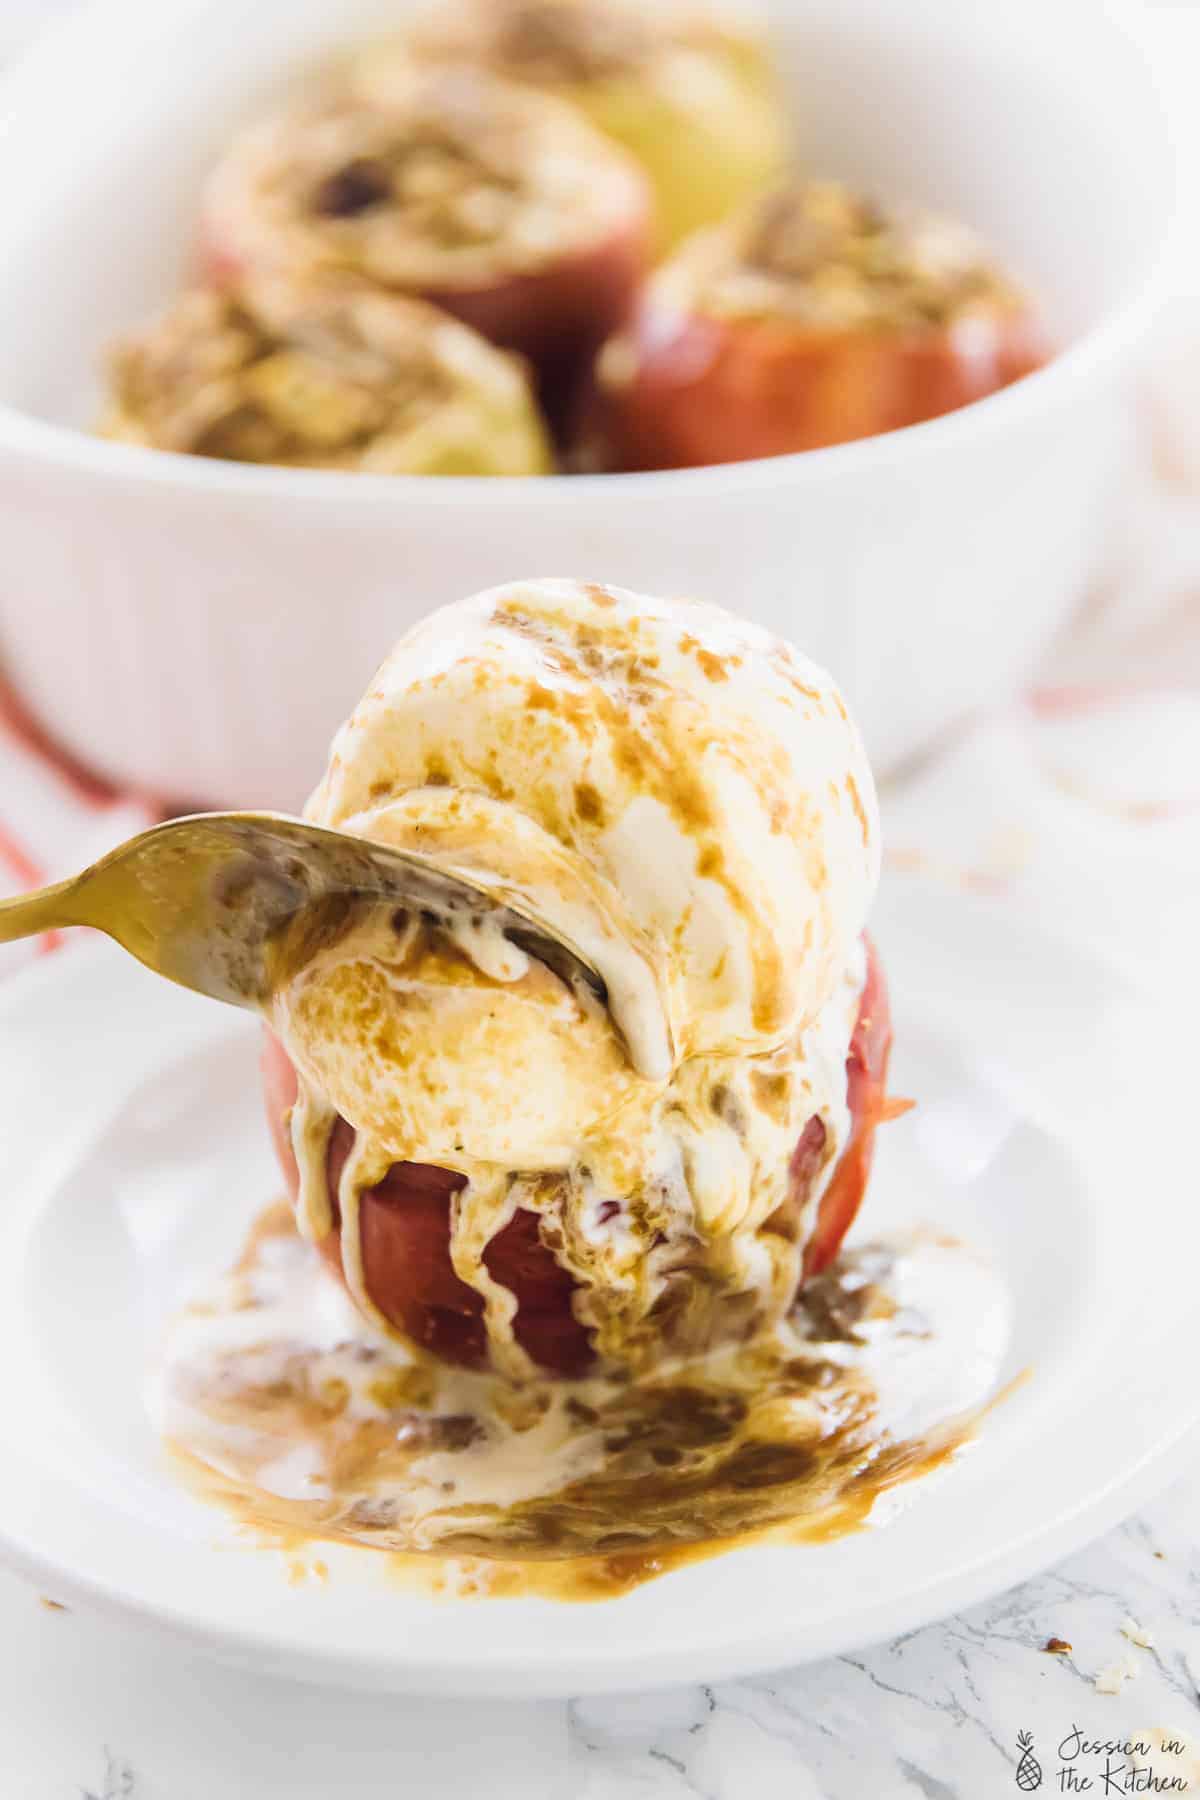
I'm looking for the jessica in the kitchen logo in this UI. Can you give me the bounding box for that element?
[1013,1728,1192,1794]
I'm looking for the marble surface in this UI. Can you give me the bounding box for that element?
[2,1433,1198,1798]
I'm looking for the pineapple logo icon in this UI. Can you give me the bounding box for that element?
[1014,1731,1043,1791]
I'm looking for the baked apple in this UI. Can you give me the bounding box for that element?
[256,579,891,1381]
[373,0,789,255]
[199,65,650,425]
[102,282,552,474]
[585,180,1048,467]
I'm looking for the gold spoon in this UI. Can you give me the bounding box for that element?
[0,811,648,1051]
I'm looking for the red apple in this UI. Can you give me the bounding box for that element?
[199,71,651,430]
[262,1036,593,1375]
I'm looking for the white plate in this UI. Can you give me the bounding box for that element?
[0,881,1193,1697]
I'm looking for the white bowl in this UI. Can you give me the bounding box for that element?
[0,0,1178,807]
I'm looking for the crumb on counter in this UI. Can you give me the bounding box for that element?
[1095,1653,1141,1696]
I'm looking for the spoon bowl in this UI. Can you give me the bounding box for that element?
[0,812,665,1070]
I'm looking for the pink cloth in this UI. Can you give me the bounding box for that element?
[0,681,155,976]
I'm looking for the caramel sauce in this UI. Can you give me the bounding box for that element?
[157,1207,1008,1599]
[169,1384,971,1602]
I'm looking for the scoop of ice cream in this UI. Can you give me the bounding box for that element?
[308,578,879,1058]
[270,579,882,1375]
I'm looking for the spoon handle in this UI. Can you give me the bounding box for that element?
[0,877,82,944]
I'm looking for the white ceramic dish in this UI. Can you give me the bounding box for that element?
[0,877,1194,1697]
[0,0,1179,806]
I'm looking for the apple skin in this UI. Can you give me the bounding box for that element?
[261,1035,593,1375]
[586,300,1048,468]
[798,936,892,1279]
[426,209,645,362]
[260,936,891,1374]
